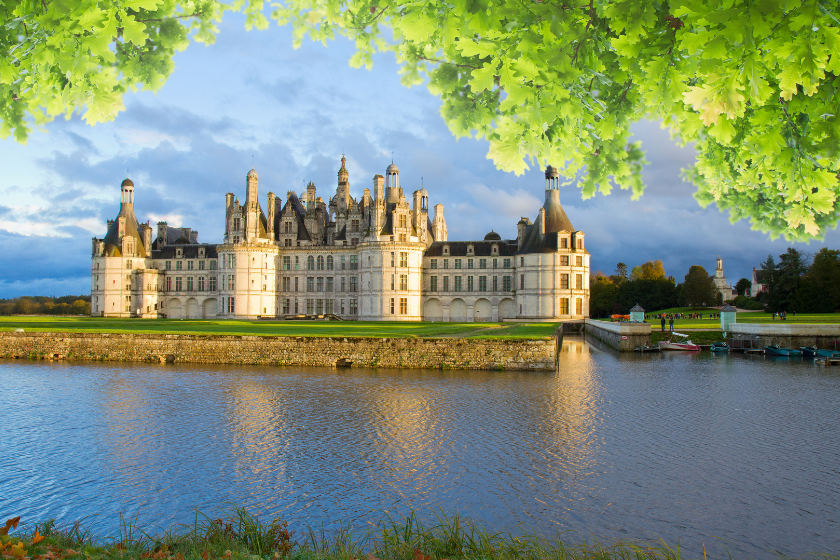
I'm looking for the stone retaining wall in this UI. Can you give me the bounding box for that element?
[0,332,557,371]
[584,319,651,351]
[729,323,840,350]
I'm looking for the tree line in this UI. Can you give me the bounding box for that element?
[755,248,840,313]
[0,296,92,316]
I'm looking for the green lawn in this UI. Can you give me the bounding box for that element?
[0,316,560,339]
[605,307,840,331]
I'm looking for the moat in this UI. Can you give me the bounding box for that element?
[1,336,838,559]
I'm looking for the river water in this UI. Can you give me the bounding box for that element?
[1,336,838,559]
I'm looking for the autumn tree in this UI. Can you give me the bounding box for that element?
[630,260,666,281]
[3,0,840,240]
[589,273,619,318]
[681,265,717,308]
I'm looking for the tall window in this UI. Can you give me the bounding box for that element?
[198,276,205,291]
[561,274,569,289]
[443,276,449,291]
[454,276,462,292]
[295,256,300,270]
[282,277,290,291]
[577,256,583,266]
[228,275,235,290]
[307,299,314,314]
[455,259,462,269]
[228,297,235,313]
[443,259,449,269]
[176,277,183,291]
[561,238,568,248]
[352,219,360,232]
[326,256,334,270]
[350,277,358,292]
[399,298,407,314]
[233,217,240,231]
[391,274,395,290]
[166,261,172,270]
[209,276,217,291]
[340,277,345,292]
[467,276,474,291]
[400,274,407,290]
[561,255,569,266]
[187,261,194,271]
[282,299,290,314]
[307,277,315,291]
[493,276,498,291]
[561,298,569,314]
[209,261,217,270]
[176,261,183,270]
[326,277,334,292]
[317,256,325,270]
[430,259,437,269]
[186,277,194,291]
[349,298,357,314]
[198,260,205,271]
[317,277,324,291]
[399,214,406,228]
[284,221,293,233]
[341,256,346,270]
[479,276,487,291]
[468,259,474,269]
[430,276,438,291]
[390,297,395,314]
[391,252,395,267]
[503,276,511,291]
[576,274,583,289]
[166,277,172,291]
[576,298,583,314]
[307,256,315,270]
[283,256,291,270]
[400,252,408,267]
[503,258,511,269]
[520,274,524,289]
[350,256,358,270]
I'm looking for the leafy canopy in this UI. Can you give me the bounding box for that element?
[3,0,840,241]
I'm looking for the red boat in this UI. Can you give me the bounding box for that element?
[658,332,701,351]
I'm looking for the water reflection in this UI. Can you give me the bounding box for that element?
[1,337,839,560]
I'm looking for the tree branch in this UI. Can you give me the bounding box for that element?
[348,6,387,30]
[137,12,204,23]
[418,56,480,69]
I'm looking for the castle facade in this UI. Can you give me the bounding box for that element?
[91,157,590,321]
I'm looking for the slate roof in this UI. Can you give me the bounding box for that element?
[424,240,517,257]
[153,244,219,259]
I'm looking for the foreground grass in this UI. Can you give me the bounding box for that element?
[0,317,559,340]
[6,509,832,560]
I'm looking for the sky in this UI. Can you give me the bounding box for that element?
[1,14,838,299]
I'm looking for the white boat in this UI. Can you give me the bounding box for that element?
[658,332,701,351]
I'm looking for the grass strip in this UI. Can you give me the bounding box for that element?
[7,508,833,560]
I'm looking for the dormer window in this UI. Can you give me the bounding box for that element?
[443,245,449,254]
[176,248,183,258]
[492,244,498,254]
[467,244,474,254]
[560,237,568,249]
[198,248,205,258]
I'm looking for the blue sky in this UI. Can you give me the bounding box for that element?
[1,14,837,298]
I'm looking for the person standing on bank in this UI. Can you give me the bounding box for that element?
[661,316,666,333]
[669,316,674,333]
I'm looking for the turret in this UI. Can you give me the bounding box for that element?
[157,221,168,247]
[432,203,447,241]
[120,178,135,211]
[246,168,258,205]
[385,162,400,204]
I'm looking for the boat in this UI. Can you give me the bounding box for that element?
[764,345,802,357]
[658,332,700,351]
[801,346,840,358]
[710,342,729,352]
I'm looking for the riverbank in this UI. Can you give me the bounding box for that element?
[0,331,557,370]
[6,509,824,560]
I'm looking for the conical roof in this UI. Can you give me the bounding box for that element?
[543,189,574,233]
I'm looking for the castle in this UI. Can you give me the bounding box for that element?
[90,157,590,321]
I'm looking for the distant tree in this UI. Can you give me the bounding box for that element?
[682,265,717,308]
[615,263,628,280]
[71,300,89,315]
[735,278,752,296]
[14,297,40,315]
[617,276,679,312]
[805,248,840,312]
[773,248,808,311]
[590,274,619,318]
[758,254,777,308]
[630,260,666,281]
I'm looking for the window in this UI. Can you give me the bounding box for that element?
[228,275,235,290]
[391,274,395,290]
[166,261,172,270]
[400,274,407,290]
[399,298,407,314]
[576,274,583,289]
[283,256,291,270]
[294,277,299,292]
[455,259,462,269]
[326,255,334,270]
[316,299,324,314]
[492,258,497,269]
[284,239,292,247]
[350,277,358,292]
[307,299,314,314]
[176,261,183,270]
[326,277,334,292]
[479,276,487,291]
[228,297,235,313]
[295,256,300,270]
[282,277,290,291]
[430,276,438,291]
[454,276,462,292]
[577,256,583,266]
[391,252,395,267]
[187,261,194,271]
[577,239,582,249]
[561,274,569,289]
[209,261,217,270]
[176,277,183,291]
[399,214,406,228]
[317,277,324,291]
[504,276,511,291]
[233,217,241,231]
[561,237,568,248]
[209,276,217,291]
[308,256,315,270]
[520,257,524,266]
[341,255,346,270]
[307,277,315,291]
[186,277,194,291]
[443,276,449,291]
[503,258,511,269]
[349,298,358,314]
[400,252,408,267]
[284,221,293,234]
[520,274,524,289]
[430,259,437,269]
[166,277,172,291]
[468,259,474,269]
[561,255,569,266]
[561,298,569,314]
[199,261,205,271]
[493,276,498,291]
[198,276,205,291]
[351,238,358,246]
[340,277,345,292]
[390,298,395,314]
[317,256,325,270]
[325,299,334,314]
[576,298,583,314]
[282,299,290,314]
[352,219,360,232]
[467,276,474,291]
[443,259,449,269]
[350,256,358,270]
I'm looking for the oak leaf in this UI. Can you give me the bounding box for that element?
[31,532,46,546]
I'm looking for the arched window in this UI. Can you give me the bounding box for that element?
[307,256,315,270]
[326,255,334,270]
[317,256,325,270]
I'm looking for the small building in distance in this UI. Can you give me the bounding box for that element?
[713,256,737,302]
[90,158,590,321]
